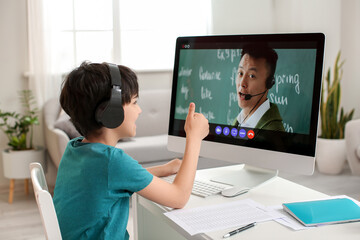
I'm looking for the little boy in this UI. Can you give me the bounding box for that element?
[53,62,209,240]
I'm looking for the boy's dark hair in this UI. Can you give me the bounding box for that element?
[60,61,138,137]
[241,43,278,86]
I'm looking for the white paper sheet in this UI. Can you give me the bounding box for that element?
[265,205,310,231]
[164,199,273,236]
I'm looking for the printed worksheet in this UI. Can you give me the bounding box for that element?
[164,199,273,236]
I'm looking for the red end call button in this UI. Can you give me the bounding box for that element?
[247,130,255,139]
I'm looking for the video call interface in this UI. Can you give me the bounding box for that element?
[169,35,324,157]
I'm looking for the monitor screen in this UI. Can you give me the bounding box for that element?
[168,33,325,176]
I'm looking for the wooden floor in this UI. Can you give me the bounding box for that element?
[0,185,135,240]
[0,186,44,240]
[0,162,359,240]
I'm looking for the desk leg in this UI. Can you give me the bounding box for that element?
[132,194,139,240]
[136,197,188,240]
[8,179,15,204]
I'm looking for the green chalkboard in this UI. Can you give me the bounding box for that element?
[174,48,317,134]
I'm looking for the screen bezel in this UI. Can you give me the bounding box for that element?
[168,33,325,159]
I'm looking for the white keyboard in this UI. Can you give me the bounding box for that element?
[162,175,227,198]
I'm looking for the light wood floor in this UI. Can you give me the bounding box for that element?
[0,185,135,240]
[0,185,44,240]
[0,161,359,240]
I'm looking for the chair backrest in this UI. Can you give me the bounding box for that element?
[30,162,62,240]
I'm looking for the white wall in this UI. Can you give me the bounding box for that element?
[0,0,29,185]
[211,0,276,34]
[341,0,360,118]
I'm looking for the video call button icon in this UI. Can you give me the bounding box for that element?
[215,126,222,135]
[223,127,230,136]
[231,128,238,137]
[239,129,246,138]
[247,130,255,139]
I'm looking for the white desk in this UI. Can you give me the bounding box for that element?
[132,165,360,240]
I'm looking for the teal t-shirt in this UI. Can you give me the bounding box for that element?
[53,137,153,240]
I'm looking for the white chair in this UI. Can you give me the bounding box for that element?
[30,162,62,240]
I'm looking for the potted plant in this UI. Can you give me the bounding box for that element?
[316,52,355,174]
[0,90,45,203]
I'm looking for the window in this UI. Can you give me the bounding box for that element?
[48,0,210,72]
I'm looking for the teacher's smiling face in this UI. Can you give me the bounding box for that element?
[236,53,269,114]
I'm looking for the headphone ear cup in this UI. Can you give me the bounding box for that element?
[95,88,124,128]
[266,77,275,89]
[95,101,109,125]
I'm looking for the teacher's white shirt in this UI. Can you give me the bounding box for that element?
[237,99,270,128]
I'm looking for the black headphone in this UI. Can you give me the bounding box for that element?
[266,75,275,89]
[95,63,124,128]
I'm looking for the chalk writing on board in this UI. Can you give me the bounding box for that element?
[179,67,192,77]
[227,109,235,125]
[275,74,300,94]
[269,93,288,106]
[199,107,215,121]
[217,49,242,63]
[199,67,221,81]
[201,86,212,100]
[230,67,237,87]
[181,84,189,100]
[229,92,237,108]
[176,105,188,115]
[175,105,216,122]
[283,122,293,133]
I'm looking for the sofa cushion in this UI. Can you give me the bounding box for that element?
[54,111,81,139]
[135,89,171,137]
[116,134,181,162]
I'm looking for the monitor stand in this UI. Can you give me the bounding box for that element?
[210,165,278,197]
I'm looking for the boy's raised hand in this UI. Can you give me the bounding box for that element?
[138,102,209,209]
[184,102,209,140]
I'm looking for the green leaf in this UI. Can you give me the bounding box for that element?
[320,51,355,139]
[0,89,39,150]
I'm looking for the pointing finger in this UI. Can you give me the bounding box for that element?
[187,102,195,118]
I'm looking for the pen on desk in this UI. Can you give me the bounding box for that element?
[223,222,256,238]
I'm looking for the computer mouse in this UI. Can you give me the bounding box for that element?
[221,186,251,197]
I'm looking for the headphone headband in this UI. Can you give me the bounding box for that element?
[108,63,122,87]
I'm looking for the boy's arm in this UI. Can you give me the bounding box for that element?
[137,103,208,209]
[146,159,182,177]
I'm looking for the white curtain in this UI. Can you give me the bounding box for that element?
[27,0,64,107]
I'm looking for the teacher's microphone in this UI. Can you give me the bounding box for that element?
[239,90,267,100]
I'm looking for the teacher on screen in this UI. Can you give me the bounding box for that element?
[232,43,285,131]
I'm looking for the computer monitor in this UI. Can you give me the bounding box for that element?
[167,33,325,191]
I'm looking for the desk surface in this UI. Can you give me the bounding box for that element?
[132,165,360,240]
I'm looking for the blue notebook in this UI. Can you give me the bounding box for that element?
[282,198,360,226]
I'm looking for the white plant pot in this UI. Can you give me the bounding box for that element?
[2,147,45,179]
[316,138,346,175]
